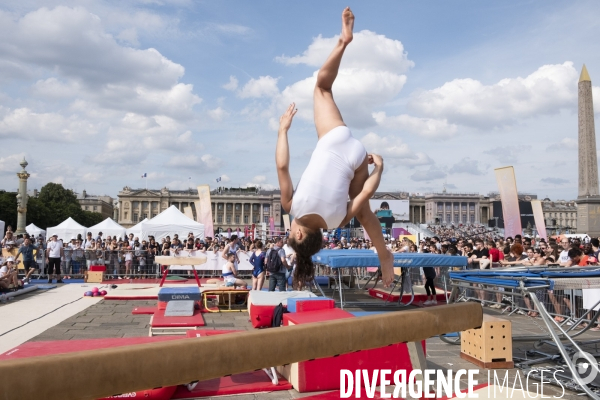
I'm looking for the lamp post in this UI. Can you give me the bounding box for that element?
[15,158,30,235]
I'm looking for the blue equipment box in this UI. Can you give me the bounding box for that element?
[157,287,201,302]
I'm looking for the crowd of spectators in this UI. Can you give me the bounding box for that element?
[427,223,503,242]
[0,225,300,288]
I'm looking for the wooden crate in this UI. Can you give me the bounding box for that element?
[460,314,513,369]
[86,271,104,283]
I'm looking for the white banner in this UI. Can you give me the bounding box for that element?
[163,250,254,271]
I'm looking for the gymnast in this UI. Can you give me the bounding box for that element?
[276,7,394,288]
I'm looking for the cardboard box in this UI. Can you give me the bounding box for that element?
[87,271,104,283]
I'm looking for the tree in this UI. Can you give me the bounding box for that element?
[27,183,104,229]
[0,191,17,229]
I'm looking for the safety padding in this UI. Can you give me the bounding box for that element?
[248,291,317,328]
[279,308,424,392]
[283,308,353,326]
[0,302,482,400]
[286,297,334,313]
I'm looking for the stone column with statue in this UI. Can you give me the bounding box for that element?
[15,158,30,235]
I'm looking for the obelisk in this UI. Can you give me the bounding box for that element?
[576,65,600,236]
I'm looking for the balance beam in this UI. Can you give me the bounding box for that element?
[154,255,207,265]
[0,303,482,400]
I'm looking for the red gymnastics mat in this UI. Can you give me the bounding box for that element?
[171,370,292,399]
[186,329,241,337]
[0,337,182,360]
[150,308,205,327]
[132,306,156,315]
[368,286,447,304]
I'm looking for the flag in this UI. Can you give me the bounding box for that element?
[141,173,147,178]
[216,177,221,183]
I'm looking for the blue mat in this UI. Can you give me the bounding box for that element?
[30,279,85,284]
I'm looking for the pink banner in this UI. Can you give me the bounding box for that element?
[531,200,547,241]
[495,167,522,239]
[196,185,214,238]
[269,217,275,235]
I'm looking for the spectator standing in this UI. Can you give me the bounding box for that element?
[266,236,288,292]
[46,234,64,284]
[249,240,266,290]
[16,237,38,283]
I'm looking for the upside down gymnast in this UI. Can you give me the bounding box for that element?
[276,7,394,288]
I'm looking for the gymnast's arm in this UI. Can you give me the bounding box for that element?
[341,154,384,225]
[276,103,297,213]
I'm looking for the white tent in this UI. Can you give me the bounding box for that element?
[87,218,127,241]
[138,206,204,241]
[126,218,149,238]
[46,217,86,241]
[26,223,46,238]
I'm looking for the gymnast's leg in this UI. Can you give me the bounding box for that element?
[348,159,395,287]
[313,7,353,139]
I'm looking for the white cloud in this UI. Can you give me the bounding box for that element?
[116,28,139,46]
[201,154,223,170]
[164,154,223,171]
[209,23,252,35]
[409,62,579,129]
[278,30,412,128]
[0,108,97,140]
[252,175,266,183]
[238,76,279,99]
[541,177,569,185]
[373,111,458,139]
[220,174,231,183]
[0,7,201,121]
[0,153,26,174]
[208,107,229,121]
[448,158,486,175]
[547,137,577,151]
[410,166,447,182]
[483,145,532,164]
[0,7,184,88]
[360,132,432,166]
[223,76,238,91]
[276,30,414,74]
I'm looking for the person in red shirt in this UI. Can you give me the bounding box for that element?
[487,241,501,267]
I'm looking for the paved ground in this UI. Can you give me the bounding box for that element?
[6,284,599,399]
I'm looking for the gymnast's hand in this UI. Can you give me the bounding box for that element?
[368,154,383,168]
[279,103,298,132]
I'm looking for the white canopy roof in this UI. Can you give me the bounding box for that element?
[138,206,204,241]
[26,223,46,237]
[126,218,149,238]
[46,217,86,241]
[87,218,127,240]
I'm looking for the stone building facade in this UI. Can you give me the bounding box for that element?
[542,199,578,233]
[77,190,114,220]
[115,186,579,234]
[116,186,282,233]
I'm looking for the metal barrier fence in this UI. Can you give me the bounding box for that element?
[448,267,600,333]
[18,249,261,279]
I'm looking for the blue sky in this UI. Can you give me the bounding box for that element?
[0,0,599,200]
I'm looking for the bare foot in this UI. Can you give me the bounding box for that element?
[341,7,354,45]
[379,249,394,287]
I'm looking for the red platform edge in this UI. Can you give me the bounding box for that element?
[150,308,206,327]
[171,370,292,399]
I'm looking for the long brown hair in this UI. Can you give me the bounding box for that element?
[288,228,322,289]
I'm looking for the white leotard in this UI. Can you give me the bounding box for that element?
[290,126,366,228]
